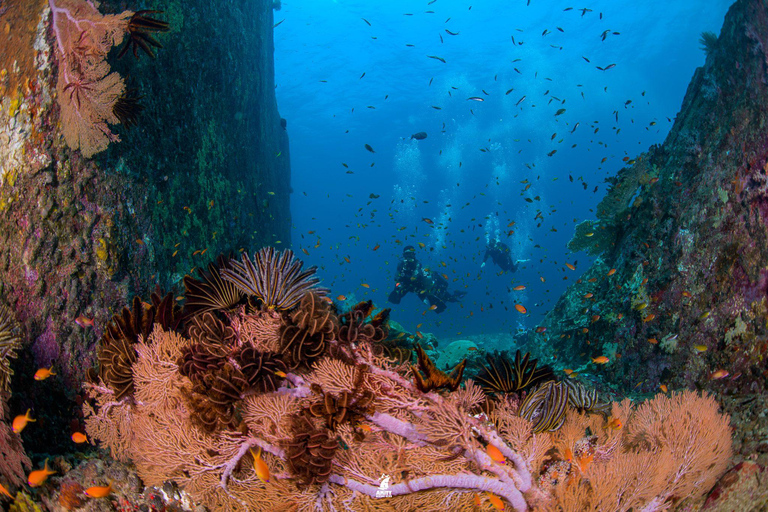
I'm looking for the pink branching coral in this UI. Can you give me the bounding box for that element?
[82,250,733,512]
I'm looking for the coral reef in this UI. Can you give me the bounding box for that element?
[0,305,31,489]
[0,0,291,398]
[541,0,768,464]
[81,249,733,511]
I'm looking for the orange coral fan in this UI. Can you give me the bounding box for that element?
[411,343,465,393]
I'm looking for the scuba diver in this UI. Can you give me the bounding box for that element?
[388,246,467,313]
[482,239,526,272]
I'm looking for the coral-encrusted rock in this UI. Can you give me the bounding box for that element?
[703,461,768,510]
[533,0,768,416]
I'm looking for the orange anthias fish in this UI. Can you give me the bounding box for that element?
[84,481,112,498]
[606,417,622,430]
[487,492,505,510]
[71,432,88,444]
[607,268,616,276]
[27,459,55,487]
[250,447,271,484]
[486,444,506,464]
[514,304,527,314]
[0,482,12,499]
[565,262,576,270]
[12,409,35,434]
[711,369,730,380]
[429,305,438,311]
[74,316,94,328]
[513,285,526,291]
[34,366,55,381]
[591,356,610,364]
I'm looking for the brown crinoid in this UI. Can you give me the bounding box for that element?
[97,296,156,399]
[279,292,338,369]
[307,367,374,430]
[283,413,339,487]
[183,255,246,319]
[233,345,287,394]
[178,336,287,432]
[118,10,170,59]
[338,301,390,345]
[151,291,184,332]
[0,304,21,394]
[475,350,553,395]
[186,311,236,348]
[411,343,465,393]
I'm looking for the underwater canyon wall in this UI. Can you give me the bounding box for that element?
[0,0,291,395]
[535,0,768,457]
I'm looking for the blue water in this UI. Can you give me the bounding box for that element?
[274,0,730,343]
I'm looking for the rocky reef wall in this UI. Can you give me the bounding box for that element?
[0,0,290,395]
[535,0,768,458]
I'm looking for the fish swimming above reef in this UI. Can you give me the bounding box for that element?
[411,131,427,140]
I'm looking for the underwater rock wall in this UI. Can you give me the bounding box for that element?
[0,0,290,390]
[540,0,768,420]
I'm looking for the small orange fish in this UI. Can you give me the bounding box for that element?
[467,347,478,351]
[514,304,527,314]
[357,423,373,433]
[135,238,144,245]
[564,369,573,375]
[591,356,609,364]
[487,493,505,510]
[34,366,55,381]
[606,417,622,430]
[584,293,593,299]
[71,432,88,444]
[361,283,370,288]
[75,316,94,328]
[84,482,112,498]
[565,263,576,270]
[422,217,434,224]
[429,305,438,311]
[535,326,546,333]
[373,244,380,251]
[474,494,482,507]
[0,482,12,499]
[274,370,287,378]
[486,444,506,464]
[540,276,546,282]
[643,314,656,323]
[513,285,526,291]
[302,248,309,255]
[337,295,347,301]
[648,338,658,345]
[607,268,616,276]
[617,313,624,320]
[250,447,271,484]
[344,256,351,263]
[711,369,729,380]
[591,315,600,323]
[659,384,668,393]
[582,328,589,333]
[27,459,55,487]
[12,409,35,434]
[682,291,691,298]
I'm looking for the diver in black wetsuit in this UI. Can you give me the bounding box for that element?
[388,246,467,313]
[482,239,525,272]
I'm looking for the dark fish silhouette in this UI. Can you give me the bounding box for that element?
[365,144,375,153]
[410,132,428,140]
